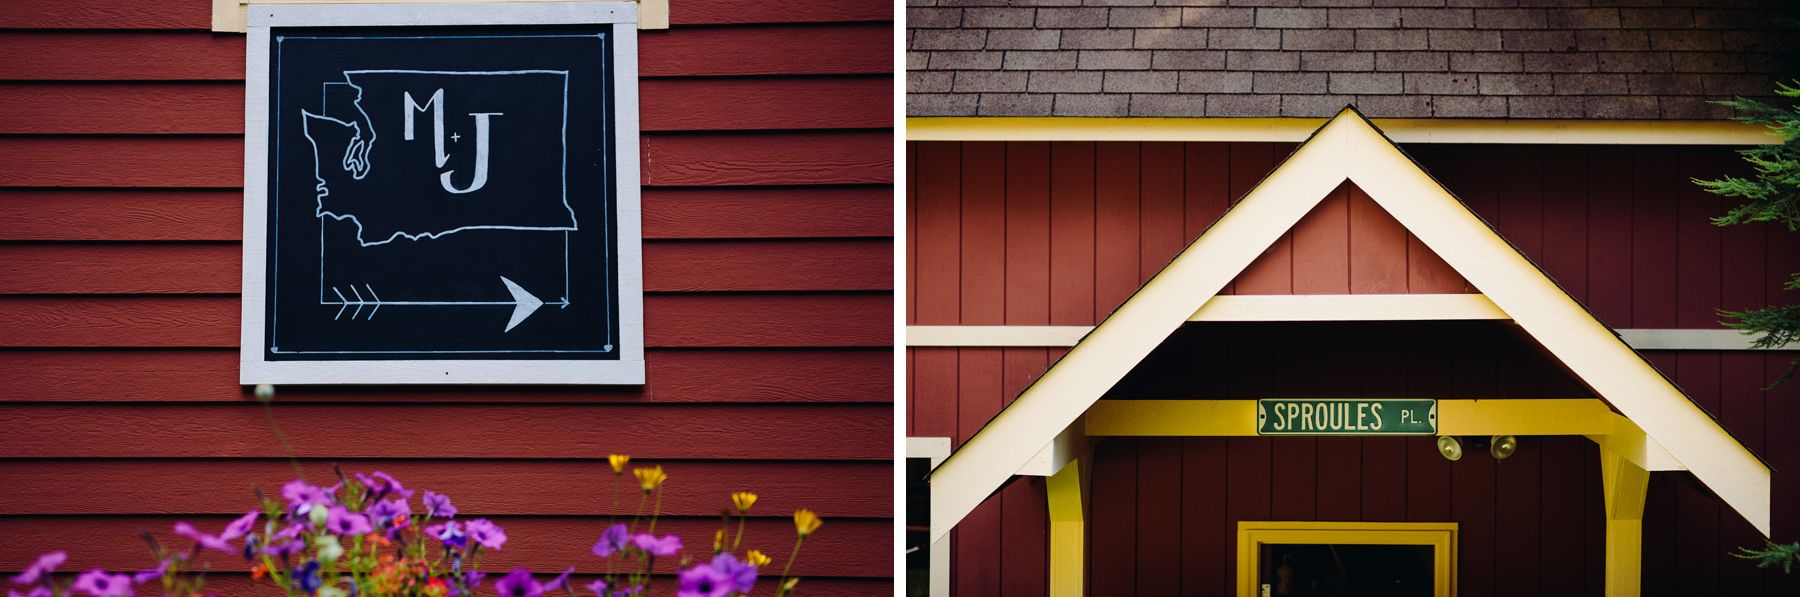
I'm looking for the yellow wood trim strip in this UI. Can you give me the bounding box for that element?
[216,0,663,33]
[1236,522,1457,597]
[907,116,1773,145]
[1086,399,1614,437]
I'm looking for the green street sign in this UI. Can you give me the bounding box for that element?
[1256,399,1437,436]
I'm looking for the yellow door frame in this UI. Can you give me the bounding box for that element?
[1046,398,1658,597]
[1236,521,1458,597]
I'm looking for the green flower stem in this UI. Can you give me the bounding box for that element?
[774,536,806,597]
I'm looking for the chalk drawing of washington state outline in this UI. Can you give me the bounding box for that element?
[302,70,578,247]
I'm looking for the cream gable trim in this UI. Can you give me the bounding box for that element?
[926,108,1770,544]
[905,325,1795,351]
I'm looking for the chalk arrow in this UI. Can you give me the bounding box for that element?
[500,276,543,332]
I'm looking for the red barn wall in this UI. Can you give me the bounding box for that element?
[0,1,895,593]
[907,141,1800,595]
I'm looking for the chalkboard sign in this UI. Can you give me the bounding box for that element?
[241,3,644,384]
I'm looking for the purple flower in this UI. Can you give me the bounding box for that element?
[462,570,487,590]
[261,540,305,558]
[425,521,468,549]
[10,551,65,585]
[591,524,630,558]
[221,510,258,541]
[133,558,170,584]
[71,569,133,597]
[464,518,506,550]
[585,579,609,597]
[632,532,683,557]
[173,522,234,553]
[368,498,412,535]
[710,553,757,595]
[543,567,575,592]
[8,586,51,597]
[294,561,321,595]
[493,568,543,597]
[325,505,373,536]
[676,564,733,597]
[355,471,415,499]
[424,490,457,518]
[281,479,335,516]
[274,523,305,541]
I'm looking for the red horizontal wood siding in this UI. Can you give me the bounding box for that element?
[0,294,890,347]
[0,349,892,403]
[0,6,893,593]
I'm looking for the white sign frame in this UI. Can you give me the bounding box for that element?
[240,2,645,384]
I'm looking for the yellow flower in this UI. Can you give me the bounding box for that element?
[731,492,758,513]
[634,465,667,491]
[793,509,822,537]
[609,454,630,475]
[746,550,771,568]
[713,529,725,552]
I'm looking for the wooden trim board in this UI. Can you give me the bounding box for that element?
[216,0,669,32]
[907,325,1795,351]
[907,117,1773,145]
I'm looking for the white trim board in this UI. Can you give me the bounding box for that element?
[908,325,1797,351]
[925,108,1771,545]
[240,2,645,384]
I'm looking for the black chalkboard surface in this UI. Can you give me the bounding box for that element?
[264,25,619,361]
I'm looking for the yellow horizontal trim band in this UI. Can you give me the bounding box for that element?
[907,117,1774,145]
[1085,398,1613,436]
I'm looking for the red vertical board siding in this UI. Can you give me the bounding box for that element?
[1587,147,1635,329]
[1348,183,1409,293]
[908,141,919,325]
[1540,146,1589,302]
[1643,474,1678,597]
[1090,439,1137,597]
[1495,146,1544,264]
[915,142,961,325]
[1458,145,1501,228]
[1182,436,1231,596]
[1185,142,1231,247]
[956,347,1004,597]
[1095,143,1141,317]
[1140,142,1186,281]
[1007,142,1052,326]
[1764,352,1800,595]
[1633,147,1680,329]
[1000,480,1048,597]
[1290,185,1351,295]
[1453,445,1498,597]
[1134,437,1182,595]
[1226,436,1273,590]
[962,143,1007,326]
[1677,148,1724,329]
[957,499,1003,597]
[1050,142,1097,326]
[1231,143,1288,295]
[1539,436,1588,597]
[1493,438,1542,597]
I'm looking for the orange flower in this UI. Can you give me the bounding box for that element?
[423,578,448,597]
[250,563,267,580]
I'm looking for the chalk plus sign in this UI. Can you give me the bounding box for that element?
[451,132,461,142]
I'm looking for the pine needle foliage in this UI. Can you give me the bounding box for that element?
[1691,81,1800,388]
[1735,540,1800,574]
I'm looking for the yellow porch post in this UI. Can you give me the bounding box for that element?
[1046,458,1087,597]
[1601,447,1650,597]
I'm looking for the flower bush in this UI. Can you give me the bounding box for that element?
[7,457,818,597]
